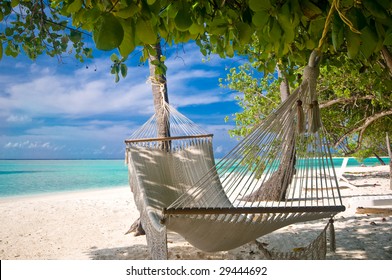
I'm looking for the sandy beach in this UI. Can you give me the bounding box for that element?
[0,165,391,260]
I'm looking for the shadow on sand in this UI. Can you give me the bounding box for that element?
[87,215,392,260]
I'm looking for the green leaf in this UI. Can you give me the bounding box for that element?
[135,18,157,44]
[120,64,127,78]
[331,13,344,51]
[359,26,379,58]
[5,27,13,36]
[83,47,93,58]
[268,18,282,42]
[308,17,325,39]
[266,59,276,73]
[93,14,124,51]
[69,30,82,43]
[236,22,252,45]
[252,11,269,28]
[277,3,295,44]
[0,42,3,61]
[150,59,160,66]
[300,0,323,20]
[5,43,18,58]
[118,19,136,58]
[67,0,83,14]
[346,28,361,59]
[385,30,392,45]
[114,3,139,19]
[174,5,193,31]
[249,0,272,12]
[11,0,19,8]
[226,42,234,57]
[110,53,119,62]
[363,0,388,20]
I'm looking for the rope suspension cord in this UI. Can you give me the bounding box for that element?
[317,0,361,51]
[300,0,362,139]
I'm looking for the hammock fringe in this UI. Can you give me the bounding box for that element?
[255,220,330,260]
[329,218,336,253]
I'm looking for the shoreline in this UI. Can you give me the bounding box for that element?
[0,185,130,202]
[0,165,391,260]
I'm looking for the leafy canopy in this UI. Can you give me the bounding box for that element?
[220,42,392,157]
[1,0,392,74]
[2,0,391,156]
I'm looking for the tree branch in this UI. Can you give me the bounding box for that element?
[319,95,375,108]
[43,18,92,37]
[334,109,392,153]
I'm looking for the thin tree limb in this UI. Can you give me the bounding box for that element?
[334,109,392,153]
[319,95,375,108]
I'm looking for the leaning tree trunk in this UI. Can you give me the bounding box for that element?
[127,41,170,236]
[242,67,296,201]
[243,52,321,201]
[373,152,386,165]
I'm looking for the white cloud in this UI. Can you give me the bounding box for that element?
[0,53,231,120]
[0,43,240,159]
[6,114,32,123]
[4,140,61,150]
[215,145,224,154]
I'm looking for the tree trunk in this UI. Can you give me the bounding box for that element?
[242,68,295,202]
[373,152,386,165]
[149,43,170,138]
[241,131,296,201]
[278,68,290,102]
[242,51,321,201]
[127,41,170,236]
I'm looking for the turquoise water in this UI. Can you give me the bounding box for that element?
[0,157,389,198]
[0,160,128,197]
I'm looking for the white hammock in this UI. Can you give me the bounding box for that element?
[125,51,345,259]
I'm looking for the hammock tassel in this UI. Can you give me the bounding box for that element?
[296,99,305,134]
[329,218,336,253]
[309,100,321,133]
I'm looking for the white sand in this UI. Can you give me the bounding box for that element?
[0,165,391,260]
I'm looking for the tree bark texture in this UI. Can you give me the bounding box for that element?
[148,43,170,138]
[242,67,294,202]
[242,51,321,202]
[128,42,170,236]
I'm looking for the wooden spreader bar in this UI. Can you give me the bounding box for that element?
[163,205,346,216]
[125,134,214,144]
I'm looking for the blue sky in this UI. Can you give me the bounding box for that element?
[0,43,243,159]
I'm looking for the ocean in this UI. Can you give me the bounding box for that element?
[0,157,389,198]
[0,160,128,198]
